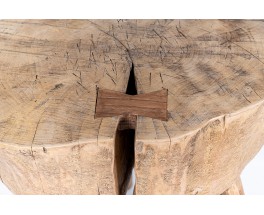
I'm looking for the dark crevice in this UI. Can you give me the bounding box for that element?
[114,121,135,195]
[114,63,137,195]
[126,63,137,95]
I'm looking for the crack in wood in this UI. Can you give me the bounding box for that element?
[94,61,168,194]
[115,63,137,194]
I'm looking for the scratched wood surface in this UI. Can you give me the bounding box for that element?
[0,20,264,194]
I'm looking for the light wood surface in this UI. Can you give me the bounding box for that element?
[0,20,263,194]
[222,177,244,195]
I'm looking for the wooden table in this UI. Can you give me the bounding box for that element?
[0,20,263,194]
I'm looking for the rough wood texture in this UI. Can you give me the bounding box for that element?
[221,177,244,195]
[0,20,264,194]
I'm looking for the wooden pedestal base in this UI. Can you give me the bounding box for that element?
[222,178,244,195]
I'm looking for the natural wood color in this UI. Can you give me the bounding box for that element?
[0,20,264,194]
[222,177,244,195]
[95,89,168,121]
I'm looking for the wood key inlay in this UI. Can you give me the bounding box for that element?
[95,88,168,121]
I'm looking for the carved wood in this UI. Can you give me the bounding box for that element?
[222,177,244,195]
[0,20,264,194]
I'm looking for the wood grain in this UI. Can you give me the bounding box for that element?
[221,177,244,195]
[0,20,263,194]
[95,89,168,121]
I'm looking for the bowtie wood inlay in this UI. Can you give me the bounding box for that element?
[95,88,168,121]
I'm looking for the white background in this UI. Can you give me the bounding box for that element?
[241,146,264,194]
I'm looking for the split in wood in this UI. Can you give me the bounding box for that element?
[114,116,136,194]
[95,63,168,194]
